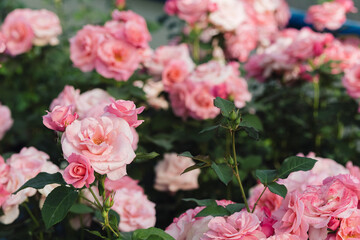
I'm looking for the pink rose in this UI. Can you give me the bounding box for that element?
[202,211,266,240]
[335,0,357,12]
[343,64,360,99]
[0,33,7,53]
[28,9,62,46]
[166,206,212,239]
[104,99,144,128]
[272,191,309,240]
[154,153,200,192]
[95,39,141,81]
[337,209,360,240]
[0,156,9,185]
[70,25,106,72]
[43,105,78,132]
[265,234,301,240]
[169,82,191,120]
[162,60,190,91]
[61,116,135,180]
[105,175,143,193]
[0,103,13,140]
[209,0,246,31]
[225,74,252,109]
[130,127,139,150]
[50,85,80,111]
[134,80,169,110]
[75,88,112,119]
[165,0,210,24]
[1,9,34,56]
[63,153,95,188]
[346,161,360,180]
[305,2,347,31]
[111,188,156,231]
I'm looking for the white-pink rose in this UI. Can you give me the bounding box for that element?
[105,175,143,193]
[0,33,7,53]
[209,0,246,31]
[50,85,80,111]
[343,64,360,99]
[0,103,13,140]
[75,88,112,119]
[164,0,210,24]
[154,153,200,192]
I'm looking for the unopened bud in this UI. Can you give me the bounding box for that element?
[229,111,237,121]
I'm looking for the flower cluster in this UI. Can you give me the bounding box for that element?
[0,9,62,56]
[164,0,290,62]
[305,0,357,31]
[70,9,151,81]
[145,44,251,120]
[0,147,59,224]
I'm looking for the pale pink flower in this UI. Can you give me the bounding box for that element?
[202,211,266,239]
[209,0,246,31]
[133,79,169,110]
[273,191,309,240]
[169,82,191,119]
[0,33,7,53]
[105,175,143,193]
[95,39,141,81]
[75,88,112,119]
[43,105,78,132]
[50,85,80,111]
[346,161,360,180]
[61,116,135,180]
[164,0,210,24]
[0,103,13,140]
[1,9,34,56]
[337,209,360,239]
[63,153,95,188]
[166,206,212,240]
[305,2,347,31]
[0,156,9,185]
[28,9,62,46]
[111,187,156,231]
[162,60,190,91]
[335,0,357,12]
[343,64,360,99]
[70,25,107,72]
[225,74,252,109]
[265,233,301,240]
[154,153,200,192]
[130,127,139,150]
[104,99,144,128]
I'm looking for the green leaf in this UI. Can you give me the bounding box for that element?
[119,232,133,240]
[182,198,217,206]
[240,126,259,141]
[239,155,262,170]
[145,136,173,151]
[181,162,209,174]
[133,227,175,240]
[214,97,235,117]
[211,163,233,185]
[268,182,287,198]
[85,230,106,239]
[179,151,194,158]
[135,152,159,162]
[241,115,263,131]
[109,209,120,231]
[195,205,230,217]
[69,203,94,214]
[41,186,79,229]
[179,152,211,163]
[225,203,245,214]
[199,125,219,134]
[277,156,317,179]
[255,170,278,185]
[14,172,66,194]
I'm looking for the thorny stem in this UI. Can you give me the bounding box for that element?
[231,130,250,212]
[251,186,267,213]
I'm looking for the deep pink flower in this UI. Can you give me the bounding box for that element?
[63,153,95,188]
[104,99,144,127]
[43,105,78,132]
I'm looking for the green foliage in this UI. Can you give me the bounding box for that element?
[214,97,235,118]
[211,163,233,185]
[69,203,94,214]
[14,172,66,194]
[132,227,175,240]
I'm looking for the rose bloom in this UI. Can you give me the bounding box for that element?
[272,191,309,240]
[144,43,195,76]
[28,9,62,46]
[346,161,360,180]
[343,64,360,99]
[209,0,246,31]
[0,103,13,140]
[50,85,80,111]
[166,206,212,240]
[265,233,301,240]
[130,127,139,150]
[70,25,106,72]
[225,74,252,109]
[105,175,143,193]
[202,211,266,240]
[337,209,360,240]
[111,187,156,231]
[305,2,347,31]
[164,0,210,24]
[1,9,34,56]
[43,105,78,132]
[335,0,357,12]
[300,175,360,229]
[95,39,141,81]
[162,59,190,91]
[0,33,7,53]
[63,153,95,188]
[0,156,9,185]
[154,153,200,192]
[169,82,191,120]
[75,88,112,119]
[104,99,144,128]
[134,79,169,110]
[61,115,135,180]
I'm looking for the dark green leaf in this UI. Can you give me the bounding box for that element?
[145,136,173,151]
[15,172,66,194]
[179,152,211,163]
[85,230,106,239]
[109,209,120,231]
[211,163,233,185]
[69,203,94,214]
[181,162,209,174]
[179,151,194,158]
[133,227,175,240]
[239,155,262,170]
[199,125,219,134]
[41,186,79,229]
[182,198,217,206]
[277,156,317,179]
[225,203,245,214]
[241,127,259,141]
[255,170,278,185]
[195,205,230,217]
[119,232,133,240]
[241,115,263,131]
[268,182,287,198]
[214,97,235,117]
[135,152,159,162]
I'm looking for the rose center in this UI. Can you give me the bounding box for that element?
[73,166,85,176]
